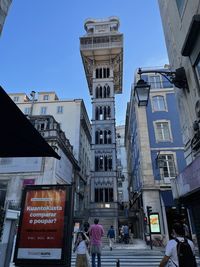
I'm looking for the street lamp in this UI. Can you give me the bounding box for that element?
[134,78,150,106]
[134,67,188,106]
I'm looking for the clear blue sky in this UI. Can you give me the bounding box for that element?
[0,0,168,125]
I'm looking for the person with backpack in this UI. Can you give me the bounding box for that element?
[159,222,196,267]
[107,225,115,250]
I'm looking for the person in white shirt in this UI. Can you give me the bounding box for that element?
[73,231,90,267]
[159,223,195,267]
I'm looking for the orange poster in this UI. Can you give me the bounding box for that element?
[17,187,66,260]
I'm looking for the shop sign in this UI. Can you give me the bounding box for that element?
[149,213,161,233]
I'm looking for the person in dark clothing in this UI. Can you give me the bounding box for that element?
[83,221,90,237]
[107,225,115,250]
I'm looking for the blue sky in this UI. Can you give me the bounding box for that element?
[0,0,168,124]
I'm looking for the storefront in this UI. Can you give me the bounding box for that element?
[175,155,200,253]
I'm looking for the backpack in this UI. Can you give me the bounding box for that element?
[175,238,197,267]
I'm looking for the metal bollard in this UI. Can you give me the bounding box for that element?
[116,259,120,267]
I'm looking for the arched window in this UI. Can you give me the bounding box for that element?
[96,68,99,78]
[103,106,111,120]
[107,130,112,144]
[99,68,102,78]
[95,154,112,171]
[103,85,110,98]
[95,67,110,79]
[96,86,99,98]
[107,68,110,78]
[95,86,103,98]
[108,155,112,170]
[106,85,110,97]
[104,131,107,144]
[95,131,99,144]
[104,130,112,144]
[99,106,103,120]
[107,106,111,119]
[103,86,107,98]
[99,155,104,170]
[95,106,99,120]
[103,68,107,78]
[99,86,102,98]
[99,130,103,144]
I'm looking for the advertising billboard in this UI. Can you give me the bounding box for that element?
[149,213,161,233]
[14,184,73,266]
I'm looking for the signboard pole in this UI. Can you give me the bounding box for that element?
[148,218,153,250]
[147,206,153,250]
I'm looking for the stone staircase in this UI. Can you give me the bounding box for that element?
[88,217,117,245]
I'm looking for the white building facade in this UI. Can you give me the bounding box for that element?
[8,92,91,219]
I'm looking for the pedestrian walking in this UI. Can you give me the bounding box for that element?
[107,225,115,250]
[89,218,104,267]
[83,221,90,237]
[159,222,196,267]
[123,224,129,243]
[73,231,91,267]
[124,204,129,217]
[181,218,190,238]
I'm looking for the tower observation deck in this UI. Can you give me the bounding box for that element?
[80,17,123,95]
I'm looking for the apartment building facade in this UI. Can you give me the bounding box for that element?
[125,67,186,242]
[158,0,200,250]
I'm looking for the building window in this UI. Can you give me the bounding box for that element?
[176,0,186,16]
[43,95,49,101]
[103,85,110,98]
[57,106,63,114]
[40,107,47,115]
[155,121,171,142]
[149,75,162,89]
[152,95,166,111]
[95,188,113,202]
[0,181,8,208]
[95,155,112,171]
[95,130,112,144]
[13,96,19,102]
[96,85,102,98]
[95,67,110,79]
[159,154,176,178]
[95,105,111,120]
[24,107,31,115]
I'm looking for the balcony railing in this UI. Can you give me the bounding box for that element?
[80,41,122,50]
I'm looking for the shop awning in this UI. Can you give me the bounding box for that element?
[0,86,60,159]
[160,190,174,207]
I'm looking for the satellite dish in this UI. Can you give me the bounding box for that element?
[195,100,200,118]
